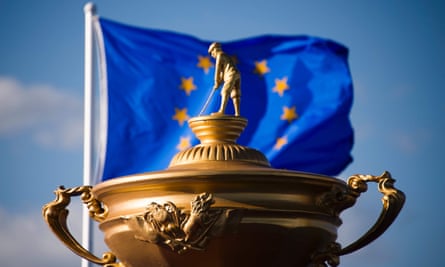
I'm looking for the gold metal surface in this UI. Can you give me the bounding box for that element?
[42,186,120,266]
[122,192,234,253]
[169,115,269,168]
[43,149,405,266]
[339,171,406,255]
[311,171,406,266]
[202,42,241,116]
[43,43,405,266]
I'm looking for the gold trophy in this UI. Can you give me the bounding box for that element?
[43,43,405,267]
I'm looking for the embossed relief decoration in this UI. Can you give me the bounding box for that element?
[123,193,228,253]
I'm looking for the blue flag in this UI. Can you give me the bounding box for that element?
[96,17,353,181]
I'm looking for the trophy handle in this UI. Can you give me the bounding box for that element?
[339,171,405,255]
[42,186,121,267]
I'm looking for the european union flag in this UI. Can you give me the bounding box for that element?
[97,17,353,181]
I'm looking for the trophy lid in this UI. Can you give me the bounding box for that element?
[168,115,270,169]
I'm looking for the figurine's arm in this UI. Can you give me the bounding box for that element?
[213,54,222,89]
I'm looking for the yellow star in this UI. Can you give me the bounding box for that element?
[176,136,191,151]
[254,60,270,76]
[197,55,213,74]
[172,108,190,126]
[273,77,289,96]
[179,77,197,96]
[274,136,288,150]
[281,106,298,123]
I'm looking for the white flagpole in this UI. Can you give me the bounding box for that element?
[82,2,96,267]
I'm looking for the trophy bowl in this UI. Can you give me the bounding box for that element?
[43,116,405,267]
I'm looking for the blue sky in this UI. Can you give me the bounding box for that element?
[0,1,444,266]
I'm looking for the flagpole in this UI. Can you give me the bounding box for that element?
[82,2,96,267]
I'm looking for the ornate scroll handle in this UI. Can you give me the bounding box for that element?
[42,186,121,267]
[339,171,405,256]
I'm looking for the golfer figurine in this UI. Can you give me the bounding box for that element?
[205,42,241,116]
